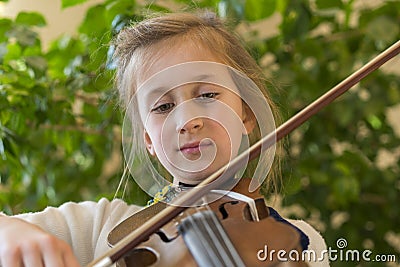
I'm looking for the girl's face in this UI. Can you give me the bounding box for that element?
[135,41,255,185]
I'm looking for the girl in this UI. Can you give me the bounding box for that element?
[0,11,328,267]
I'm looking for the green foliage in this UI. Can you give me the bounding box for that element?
[15,12,47,27]
[1,0,399,266]
[61,0,88,9]
[0,4,149,213]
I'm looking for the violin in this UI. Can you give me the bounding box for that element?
[87,40,400,267]
[108,179,307,266]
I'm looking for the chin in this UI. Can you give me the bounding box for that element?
[177,177,206,186]
[175,169,219,186]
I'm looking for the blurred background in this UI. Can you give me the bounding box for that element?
[0,0,399,266]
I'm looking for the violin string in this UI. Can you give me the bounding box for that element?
[202,203,245,266]
[182,203,235,266]
[180,192,251,266]
[196,203,230,266]
[182,207,222,266]
[197,205,233,266]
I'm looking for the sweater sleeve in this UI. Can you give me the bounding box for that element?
[289,219,330,267]
[13,198,141,266]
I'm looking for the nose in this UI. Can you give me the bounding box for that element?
[177,117,204,134]
[173,97,205,134]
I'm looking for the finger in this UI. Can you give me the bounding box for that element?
[40,238,81,267]
[42,254,64,267]
[36,235,67,267]
[62,249,81,267]
[0,247,22,267]
[21,243,44,267]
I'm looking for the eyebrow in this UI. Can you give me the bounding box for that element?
[143,74,214,103]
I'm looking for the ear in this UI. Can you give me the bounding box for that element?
[143,130,156,156]
[242,104,256,135]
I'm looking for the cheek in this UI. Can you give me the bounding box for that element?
[209,119,243,156]
[144,121,161,147]
[146,118,176,157]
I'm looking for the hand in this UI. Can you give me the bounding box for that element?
[0,216,81,267]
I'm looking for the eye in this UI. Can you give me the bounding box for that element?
[200,92,217,98]
[197,92,219,101]
[151,102,175,114]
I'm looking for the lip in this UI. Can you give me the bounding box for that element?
[179,140,212,154]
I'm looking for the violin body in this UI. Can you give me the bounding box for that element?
[108,180,307,267]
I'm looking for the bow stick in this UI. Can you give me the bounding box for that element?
[87,40,400,267]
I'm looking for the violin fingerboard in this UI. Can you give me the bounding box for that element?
[108,202,167,246]
[178,210,245,267]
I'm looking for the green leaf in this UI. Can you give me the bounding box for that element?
[366,115,382,130]
[281,0,311,41]
[4,43,22,62]
[7,26,39,47]
[61,0,89,9]
[15,12,47,27]
[366,16,399,46]
[218,0,245,20]
[105,0,134,14]
[275,0,287,13]
[245,0,276,21]
[22,44,41,57]
[79,5,107,35]
[284,175,302,194]
[25,56,48,72]
[315,0,342,9]
[0,19,12,42]
[332,176,360,206]
[0,138,6,160]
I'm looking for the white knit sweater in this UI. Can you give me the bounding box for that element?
[14,198,329,266]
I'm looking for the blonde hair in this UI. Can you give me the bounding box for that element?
[113,11,282,194]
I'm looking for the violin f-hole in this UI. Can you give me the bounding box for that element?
[218,200,239,219]
[155,230,178,243]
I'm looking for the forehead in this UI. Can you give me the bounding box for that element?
[136,39,225,87]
